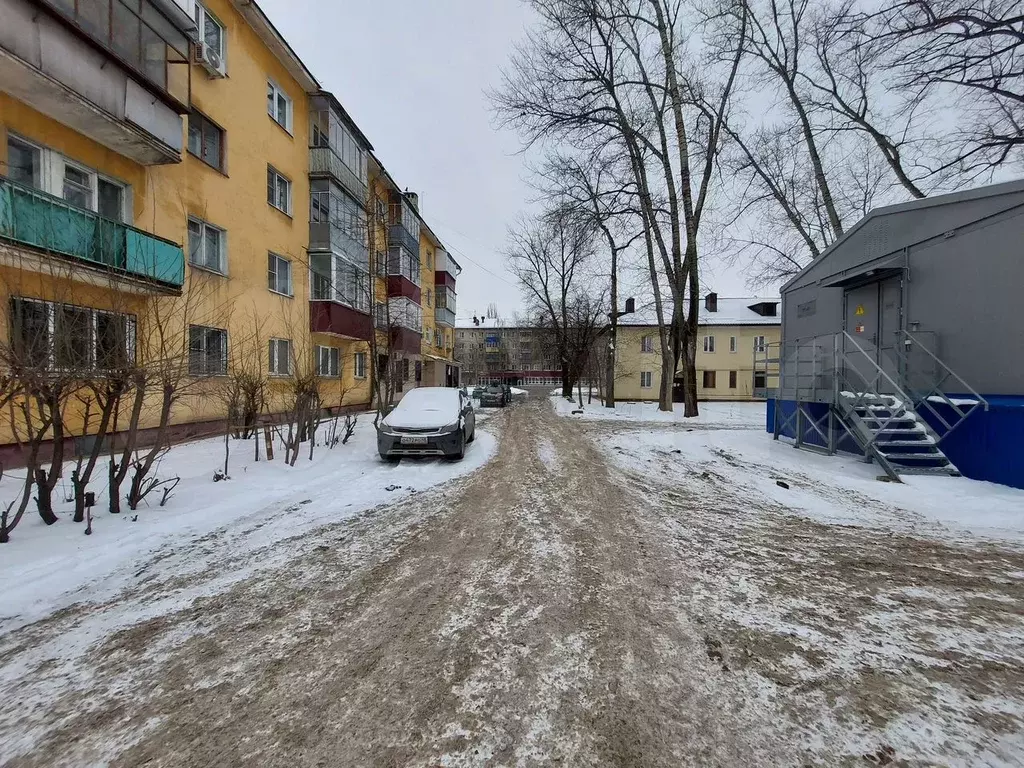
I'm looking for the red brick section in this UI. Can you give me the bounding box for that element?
[310,301,373,340]
[386,276,421,304]
[434,271,456,289]
[391,327,422,354]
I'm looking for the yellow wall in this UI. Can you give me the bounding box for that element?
[614,324,781,401]
[0,0,357,446]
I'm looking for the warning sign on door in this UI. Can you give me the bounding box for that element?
[855,305,866,316]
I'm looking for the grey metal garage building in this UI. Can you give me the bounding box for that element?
[765,178,1024,488]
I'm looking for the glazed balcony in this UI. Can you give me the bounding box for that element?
[0,176,184,292]
[309,147,368,205]
[1,0,191,164]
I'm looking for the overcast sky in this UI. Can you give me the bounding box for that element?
[259,0,760,319]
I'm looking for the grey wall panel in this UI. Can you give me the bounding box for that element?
[125,78,182,151]
[782,283,844,343]
[906,207,1024,395]
[38,12,125,118]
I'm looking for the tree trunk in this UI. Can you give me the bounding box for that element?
[35,468,58,525]
[561,365,571,398]
[108,458,121,515]
[605,240,618,408]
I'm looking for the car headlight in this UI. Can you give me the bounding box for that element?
[440,419,462,434]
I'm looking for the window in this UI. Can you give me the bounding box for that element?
[97,178,123,221]
[387,246,421,285]
[187,110,224,171]
[703,335,715,353]
[310,254,370,312]
[267,167,291,214]
[9,298,135,371]
[55,305,92,369]
[729,370,737,389]
[754,371,767,389]
[729,336,737,353]
[7,136,40,188]
[267,81,292,133]
[425,289,433,308]
[753,335,767,353]
[427,252,434,270]
[267,253,292,296]
[354,352,367,379]
[702,370,717,389]
[62,163,92,209]
[188,217,226,274]
[640,371,653,389]
[194,3,225,62]
[268,338,292,376]
[189,325,227,376]
[641,335,654,353]
[316,345,340,377]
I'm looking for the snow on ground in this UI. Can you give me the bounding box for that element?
[0,415,497,631]
[552,394,765,428]
[575,401,1024,764]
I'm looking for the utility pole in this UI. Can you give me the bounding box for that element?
[606,296,635,408]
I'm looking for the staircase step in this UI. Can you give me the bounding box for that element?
[884,453,951,463]
[875,439,934,447]
[900,466,962,477]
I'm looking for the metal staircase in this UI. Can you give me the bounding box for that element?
[773,330,988,481]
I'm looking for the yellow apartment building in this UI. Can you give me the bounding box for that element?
[614,293,781,402]
[1,0,463,464]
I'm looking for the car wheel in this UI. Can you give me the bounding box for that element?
[452,429,466,460]
[467,426,475,443]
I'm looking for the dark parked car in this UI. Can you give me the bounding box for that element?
[378,387,476,461]
[472,386,485,399]
[479,385,509,408]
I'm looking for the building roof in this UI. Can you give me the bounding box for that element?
[782,177,1024,293]
[456,316,509,330]
[618,297,781,327]
[230,0,319,92]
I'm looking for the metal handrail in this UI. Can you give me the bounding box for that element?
[898,330,989,411]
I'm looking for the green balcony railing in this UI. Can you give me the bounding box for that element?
[0,176,184,288]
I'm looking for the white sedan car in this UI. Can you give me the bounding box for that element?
[377,387,477,461]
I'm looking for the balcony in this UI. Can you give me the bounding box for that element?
[388,223,420,258]
[0,0,190,164]
[0,176,184,291]
[435,306,456,327]
[434,249,460,289]
[310,301,372,341]
[309,147,368,205]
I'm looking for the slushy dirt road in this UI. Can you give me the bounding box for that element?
[2,395,1023,766]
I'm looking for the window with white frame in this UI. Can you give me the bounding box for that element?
[268,338,292,375]
[267,252,292,296]
[730,336,737,353]
[753,335,767,353]
[194,3,226,63]
[267,80,292,132]
[5,138,127,221]
[188,217,227,274]
[354,351,367,378]
[316,345,340,377]
[640,371,653,389]
[188,325,227,376]
[9,297,135,371]
[641,335,653,353]
[387,246,421,285]
[703,335,716,353]
[267,166,291,214]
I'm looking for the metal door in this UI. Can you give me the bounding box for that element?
[843,283,880,393]
[878,276,903,390]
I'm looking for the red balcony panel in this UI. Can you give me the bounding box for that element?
[386,276,421,303]
[391,326,422,354]
[310,301,373,341]
[434,271,457,290]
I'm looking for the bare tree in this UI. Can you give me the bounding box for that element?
[506,206,598,396]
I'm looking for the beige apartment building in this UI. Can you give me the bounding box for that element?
[615,293,781,402]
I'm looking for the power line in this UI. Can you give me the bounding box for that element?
[428,220,518,289]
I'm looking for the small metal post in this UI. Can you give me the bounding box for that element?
[796,404,804,449]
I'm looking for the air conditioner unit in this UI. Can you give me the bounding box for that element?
[192,42,225,78]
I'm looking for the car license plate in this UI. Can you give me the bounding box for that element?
[400,436,428,445]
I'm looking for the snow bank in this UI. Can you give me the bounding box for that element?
[552,394,766,429]
[0,416,497,628]
[603,426,1024,544]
